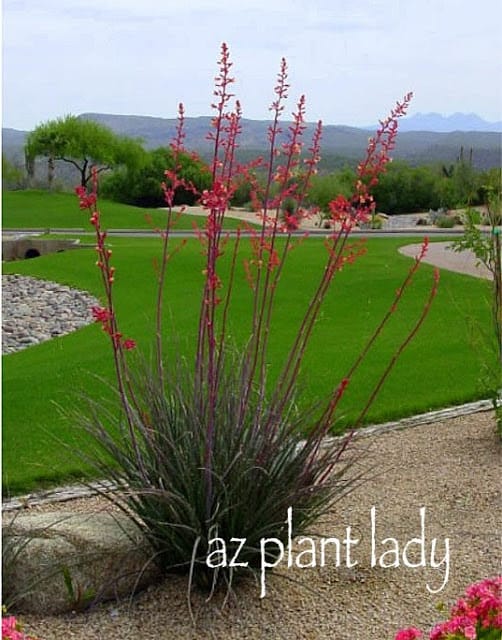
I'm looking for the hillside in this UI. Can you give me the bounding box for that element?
[3,112,501,174]
[78,113,502,169]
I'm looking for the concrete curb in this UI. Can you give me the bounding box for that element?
[2,398,496,512]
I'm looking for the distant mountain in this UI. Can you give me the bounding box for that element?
[77,112,502,170]
[395,112,502,133]
[2,127,28,155]
[79,113,377,155]
[2,113,501,178]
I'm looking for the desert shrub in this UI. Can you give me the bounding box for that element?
[229,176,256,207]
[451,195,502,437]
[74,44,436,598]
[307,168,355,213]
[435,214,456,228]
[358,214,384,230]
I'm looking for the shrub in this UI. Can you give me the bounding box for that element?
[229,176,255,207]
[358,213,384,230]
[451,195,502,437]
[73,44,436,598]
[435,214,456,228]
[461,207,483,225]
[371,161,443,214]
[307,168,355,213]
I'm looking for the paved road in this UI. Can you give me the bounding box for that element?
[4,227,468,238]
[399,241,492,279]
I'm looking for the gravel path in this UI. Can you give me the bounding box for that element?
[399,242,492,280]
[17,410,501,640]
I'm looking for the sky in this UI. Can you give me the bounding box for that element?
[2,0,502,131]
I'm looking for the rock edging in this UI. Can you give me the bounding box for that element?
[2,510,160,614]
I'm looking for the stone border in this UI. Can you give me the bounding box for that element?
[2,398,496,512]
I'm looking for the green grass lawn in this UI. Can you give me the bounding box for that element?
[2,236,493,495]
[2,190,251,230]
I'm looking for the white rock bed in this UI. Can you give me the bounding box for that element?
[2,274,99,354]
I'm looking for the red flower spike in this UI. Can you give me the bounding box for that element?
[417,237,429,262]
[91,306,112,323]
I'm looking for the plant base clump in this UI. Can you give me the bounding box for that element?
[81,355,365,590]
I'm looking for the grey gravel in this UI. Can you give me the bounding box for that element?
[2,274,99,354]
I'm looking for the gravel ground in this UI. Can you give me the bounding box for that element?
[17,410,501,640]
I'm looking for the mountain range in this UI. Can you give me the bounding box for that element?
[391,112,502,133]
[3,112,501,173]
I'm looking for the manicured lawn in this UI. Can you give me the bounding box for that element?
[2,236,492,495]
[2,190,251,230]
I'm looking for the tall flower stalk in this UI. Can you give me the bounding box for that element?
[76,43,436,592]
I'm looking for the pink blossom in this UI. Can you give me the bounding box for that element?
[283,213,299,231]
[200,180,230,211]
[2,615,37,640]
[394,627,422,640]
[401,576,501,640]
[74,185,97,210]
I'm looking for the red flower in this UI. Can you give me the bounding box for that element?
[328,195,351,221]
[200,180,230,211]
[283,213,299,231]
[91,306,111,323]
[75,186,97,210]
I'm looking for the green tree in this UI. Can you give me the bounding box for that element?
[372,161,443,214]
[101,147,212,207]
[24,115,145,188]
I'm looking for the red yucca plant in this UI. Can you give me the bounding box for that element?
[75,43,437,594]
